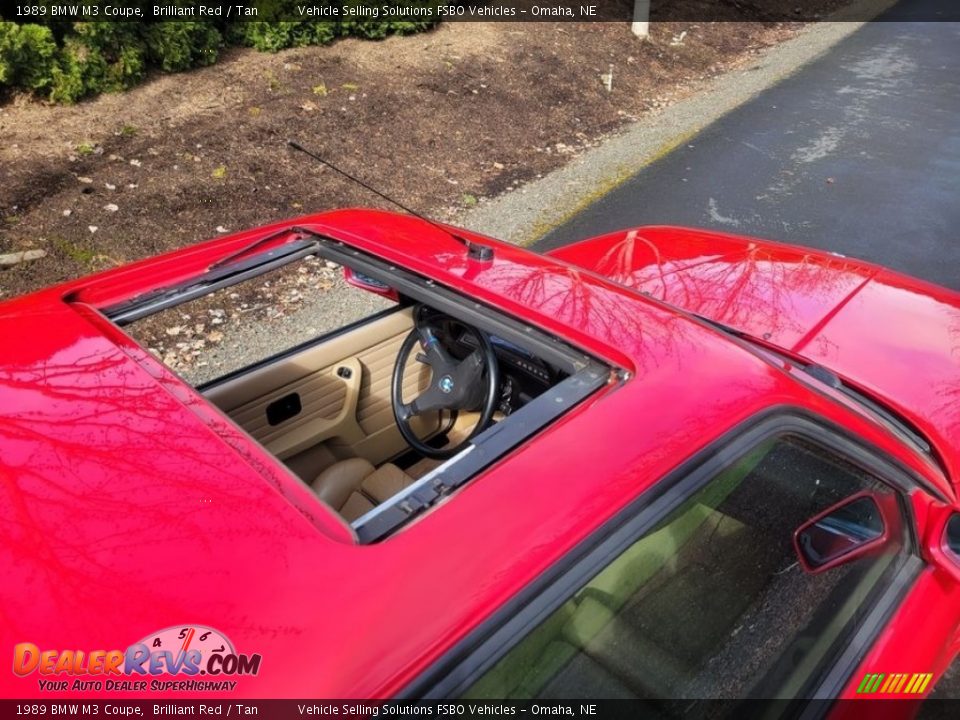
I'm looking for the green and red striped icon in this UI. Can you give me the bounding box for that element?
[857,672,932,695]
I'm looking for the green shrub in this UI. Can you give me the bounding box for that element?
[0,7,440,103]
[227,20,337,52]
[45,22,147,101]
[49,35,107,102]
[144,22,222,72]
[77,23,147,90]
[339,1,440,39]
[0,21,59,90]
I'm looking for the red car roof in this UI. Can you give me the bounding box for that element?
[550,225,960,487]
[0,210,946,697]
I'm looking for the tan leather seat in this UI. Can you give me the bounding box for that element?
[312,458,415,522]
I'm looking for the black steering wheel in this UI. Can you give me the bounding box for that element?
[391,315,500,459]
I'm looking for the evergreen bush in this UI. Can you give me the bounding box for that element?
[0,6,438,103]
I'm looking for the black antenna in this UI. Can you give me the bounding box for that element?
[287,139,493,261]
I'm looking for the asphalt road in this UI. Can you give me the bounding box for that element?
[536,0,960,291]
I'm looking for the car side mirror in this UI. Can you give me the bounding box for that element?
[945,514,960,556]
[793,492,891,574]
[344,267,399,301]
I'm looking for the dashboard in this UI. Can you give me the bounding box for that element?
[454,327,559,414]
[414,306,565,415]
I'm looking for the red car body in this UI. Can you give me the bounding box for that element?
[1,209,959,701]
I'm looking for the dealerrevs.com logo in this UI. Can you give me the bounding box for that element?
[12,625,262,692]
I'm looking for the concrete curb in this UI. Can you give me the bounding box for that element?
[456,0,898,246]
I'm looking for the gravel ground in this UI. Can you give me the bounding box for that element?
[184,274,392,387]
[124,258,392,386]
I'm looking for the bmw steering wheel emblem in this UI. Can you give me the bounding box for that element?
[439,375,455,394]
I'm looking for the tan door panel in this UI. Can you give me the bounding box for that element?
[205,308,435,467]
[327,327,438,463]
[356,330,433,435]
[267,358,363,459]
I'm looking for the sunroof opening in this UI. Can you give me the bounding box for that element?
[120,253,397,388]
[101,235,612,541]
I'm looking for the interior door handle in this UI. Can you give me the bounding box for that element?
[266,392,302,426]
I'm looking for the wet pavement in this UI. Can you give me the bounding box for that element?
[537,0,960,291]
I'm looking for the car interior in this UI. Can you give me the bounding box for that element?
[107,232,611,542]
[203,302,566,523]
